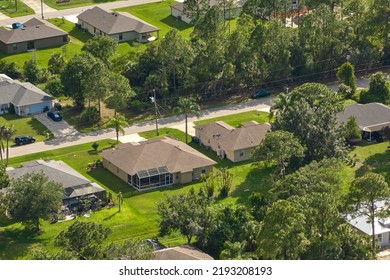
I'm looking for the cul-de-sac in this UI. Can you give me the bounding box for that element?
[0,0,390,260]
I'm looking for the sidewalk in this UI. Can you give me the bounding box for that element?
[9,100,272,158]
[20,0,57,15]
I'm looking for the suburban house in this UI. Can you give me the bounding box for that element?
[170,0,246,24]
[0,18,69,54]
[101,137,216,191]
[337,102,390,141]
[195,121,271,162]
[347,201,390,247]
[155,245,214,260]
[77,6,160,43]
[0,75,54,116]
[6,160,106,208]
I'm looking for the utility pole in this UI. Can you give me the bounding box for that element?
[150,89,159,136]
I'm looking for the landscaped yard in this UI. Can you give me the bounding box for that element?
[0,0,34,17]
[44,0,117,10]
[115,0,194,40]
[194,110,270,127]
[0,19,86,68]
[0,115,52,143]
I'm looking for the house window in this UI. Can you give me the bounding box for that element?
[240,150,244,157]
[119,34,123,41]
[176,173,179,180]
[12,44,17,51]
[378,234,382,243]
[94,27,96,33]
[201,168,206,174]
[63,35,67,43]
[100,30,102,35]
[208,139,210,144]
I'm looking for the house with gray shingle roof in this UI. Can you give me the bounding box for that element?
[337,102,390,141]
[101,137,216,191]
[77,6,160,43]
[6,160,106,207]
[195,121,271,162]
[0,18,68,54]
[0,75,54,116]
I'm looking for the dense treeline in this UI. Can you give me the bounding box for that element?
[125,0,389,103]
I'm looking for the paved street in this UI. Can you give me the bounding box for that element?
[9,100,272,158]
[0,0,161,25]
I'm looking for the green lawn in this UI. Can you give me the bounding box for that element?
[0,0,34,17]
[0,115,52,143]
[139,127,187,143]
[0,19,85,68]
[115,0,194,40]
[44,0,117,10]
[194,111,270,127]
[344,99,357,106]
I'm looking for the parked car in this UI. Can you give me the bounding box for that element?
[47,111,62,122]
[251,89,270,99]
[14,136,36,145]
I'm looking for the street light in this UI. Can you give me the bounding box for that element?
[286,87,289,95]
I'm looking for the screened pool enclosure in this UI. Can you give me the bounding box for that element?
[128,166,173,190]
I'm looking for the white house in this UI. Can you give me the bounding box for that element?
[347,201,390,247]
[0,74,53,116]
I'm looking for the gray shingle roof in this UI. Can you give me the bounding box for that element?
[6,160,105,200]
[77,6,159,35]
[0,78,54,106]
[155,245,214,260]
[337,103,390,132]
[101,137,216,175]
[196,121,271,150]
[0,18,68,44]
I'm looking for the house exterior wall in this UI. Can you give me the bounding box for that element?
[102,158,129,182]
[170,7,193,24]
[180,171,193,184]
[233,147,254,162]
[378,232,390,246]
[1,36,68,54]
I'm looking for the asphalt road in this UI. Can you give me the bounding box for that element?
[9,100,272,158]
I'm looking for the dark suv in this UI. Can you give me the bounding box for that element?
[47,111,62,122]
[14,136,36,145]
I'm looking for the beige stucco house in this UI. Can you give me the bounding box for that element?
[195,121,271,162]
[101,137,216,191]
[77,6,159,43]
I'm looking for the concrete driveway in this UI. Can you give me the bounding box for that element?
[34,113,79,138]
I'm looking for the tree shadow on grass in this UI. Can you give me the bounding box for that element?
[355,150,390,183]
[160,15,193,31]
[103,210,119,221]
[231,163,275,205]
[0,227,40,259]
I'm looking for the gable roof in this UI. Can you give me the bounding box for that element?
[0,18,68,44]
[6,160,105,200]
[155,245,214,260]
[0,78,54,106]
[337,103,390,132]
[101,137,216,175]
[77,6,159,35]
[196,121,271,150]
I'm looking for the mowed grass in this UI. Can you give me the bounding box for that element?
[1,128,274,259]
[0,115,51,143]
[44,0,117,10]
[0,19,85,68]
[194,111,270,127]
[115,0,194,39]
[0,0,34,17]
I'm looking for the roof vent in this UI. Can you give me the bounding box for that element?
[36,25,40,28]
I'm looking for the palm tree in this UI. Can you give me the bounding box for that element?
[1,124,16,167]
[269,93,290,121]
[117,191,123,213]
[173,97,201,144]
[109,115,128,144]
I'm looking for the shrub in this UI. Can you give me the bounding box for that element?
[80,107,100,124]
[6,62,23,80]
[45,76,64,97]
[91,142,99,152]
